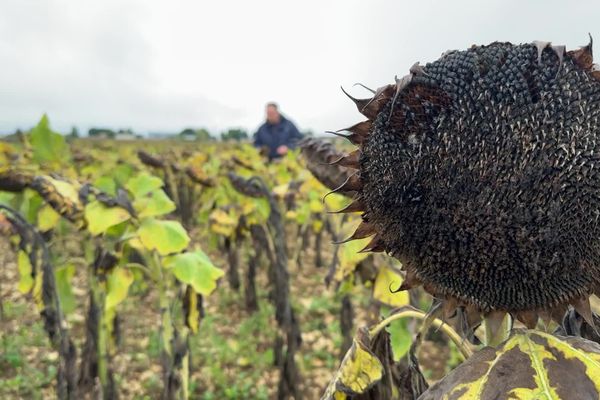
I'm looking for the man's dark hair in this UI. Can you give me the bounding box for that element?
[266,102,279,110]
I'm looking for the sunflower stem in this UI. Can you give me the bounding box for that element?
[369,306,473,359]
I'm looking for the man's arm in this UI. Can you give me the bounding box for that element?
[254,126,274,158]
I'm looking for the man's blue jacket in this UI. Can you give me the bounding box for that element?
[253,116,303,160]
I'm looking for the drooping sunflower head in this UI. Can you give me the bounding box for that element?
[327,38,600,329]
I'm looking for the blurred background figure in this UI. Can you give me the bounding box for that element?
[253,102,303,161]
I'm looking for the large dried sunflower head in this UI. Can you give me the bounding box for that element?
[326,38,600,328]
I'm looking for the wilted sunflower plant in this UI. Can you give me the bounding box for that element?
[308,37,600,399]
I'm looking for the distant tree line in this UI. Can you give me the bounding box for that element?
[83,127,251,141]
[220,128,248,141]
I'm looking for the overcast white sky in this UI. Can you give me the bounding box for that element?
[1,0,599,136]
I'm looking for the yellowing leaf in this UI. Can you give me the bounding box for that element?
[17,250,34,293]
[241,201,255,215]
[133,189,176,218]
[286,210,298,220]
[210,209,236,225]
[210,223,235,237]
[125,173,164,198]
[338,340,383,391]
[243,198,270,226]
[373,266,409,307]
[322,332,384,399]
[105,267,134,310]
[84,200,131,236]
[189,153,208,166]
[37,204,61,232]
[272,183,289,197]
[209,209,237,237]
[127,237,145,251]
[424,330,600,400]
[163,250,224,296]
[45,177,79,204]
[137,218,190,255]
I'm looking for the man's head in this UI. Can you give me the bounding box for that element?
[266,102,281,125]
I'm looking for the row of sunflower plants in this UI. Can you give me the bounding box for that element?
[0,115,223,400]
